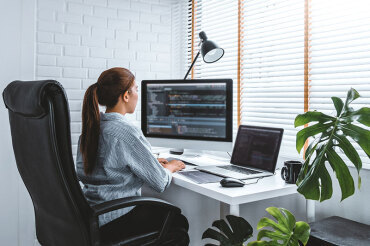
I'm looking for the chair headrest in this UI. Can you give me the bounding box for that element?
[3,80,64,117]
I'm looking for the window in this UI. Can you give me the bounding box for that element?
[186,0,239,135]
[240,0,305,158]
[309,0,370,164]
[187,0,369,163]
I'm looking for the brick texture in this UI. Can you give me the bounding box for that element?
[36,0,175,154]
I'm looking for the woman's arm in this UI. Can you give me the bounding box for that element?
[117,137,175,193]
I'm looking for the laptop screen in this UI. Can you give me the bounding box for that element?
[231,125,284,173]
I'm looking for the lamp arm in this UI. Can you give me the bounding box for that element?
[183,50,200,80]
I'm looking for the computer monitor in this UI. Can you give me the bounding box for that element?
[141,79,233,153]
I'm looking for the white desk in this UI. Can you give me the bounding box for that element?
[144,150,302,245]
[172,168,297,218]
[156,150,298,218]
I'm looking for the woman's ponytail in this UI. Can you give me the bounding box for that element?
[80,83,100,175]
[80,67,135,175]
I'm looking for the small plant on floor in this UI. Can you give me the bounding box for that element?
[294,88,370,202]
[202,215,253,246]
[202,207,310,246]
[247,207,310,246]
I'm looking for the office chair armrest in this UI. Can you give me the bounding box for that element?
[92,196,181,216]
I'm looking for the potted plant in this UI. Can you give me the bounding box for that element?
[295,88,369,201]
[202,207,310,246]
[202,88,369,246]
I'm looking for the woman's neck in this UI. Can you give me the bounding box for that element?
[105,107,127,115]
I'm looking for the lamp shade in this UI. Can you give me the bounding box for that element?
[183,31,225,79]
[201,40,224,63]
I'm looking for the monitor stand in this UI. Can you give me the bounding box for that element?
[169,148,184,155]
[169,149,203,159]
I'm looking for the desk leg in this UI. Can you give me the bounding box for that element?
[220,202,240,220]
[306,199,315,223]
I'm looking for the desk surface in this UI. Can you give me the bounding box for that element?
[157,149,298,206]
[172,171,297,205]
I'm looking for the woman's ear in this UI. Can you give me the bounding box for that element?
[122,91,129,102]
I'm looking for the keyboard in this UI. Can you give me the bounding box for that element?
[219,165,261,175]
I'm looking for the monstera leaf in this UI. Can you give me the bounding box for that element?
[202,215,253,246]
[295,88,370,202]
[247,207,310,246]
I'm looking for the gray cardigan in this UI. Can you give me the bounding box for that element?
[76,112,172,225]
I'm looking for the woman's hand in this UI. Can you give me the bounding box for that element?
[163,160,186,173]
[157,158,169,165]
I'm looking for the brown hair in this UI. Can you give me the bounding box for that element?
[80,67,135,175]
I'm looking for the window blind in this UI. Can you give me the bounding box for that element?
[185,0,369,164]
[240,0,305,158]
[187,0,239,135]
[309,0,370,164]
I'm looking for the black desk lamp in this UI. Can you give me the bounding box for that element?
[184,31,224,80]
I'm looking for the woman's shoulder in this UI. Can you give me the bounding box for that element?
[101,118,142,141]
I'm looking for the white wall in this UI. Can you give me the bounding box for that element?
[35,0,179,159]
[0,0,36,245]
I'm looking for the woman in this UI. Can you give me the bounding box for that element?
[76,67,188,244]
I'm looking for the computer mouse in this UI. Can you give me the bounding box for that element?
[220,177,246,187]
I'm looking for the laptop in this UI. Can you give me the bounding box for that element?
[195,125,284,180]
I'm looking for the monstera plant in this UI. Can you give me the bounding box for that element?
[248,207,310,246]
[202,208,310,246]
[295,88,370,201]
[202,215,253,246]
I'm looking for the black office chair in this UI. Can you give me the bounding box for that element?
[2,80,189,246]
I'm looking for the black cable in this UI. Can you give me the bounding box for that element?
[227,152,231,157]
[244,176,264,185]
[274,168,280,175]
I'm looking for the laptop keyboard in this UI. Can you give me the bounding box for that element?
[219,165,261,175]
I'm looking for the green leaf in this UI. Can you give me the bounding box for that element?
[344,88,360,109]
[343,107,370,127]
[333,133,362,172]
[294,111,335,127]
[326,147,355,201]
[257,217,287,234]
[341,124,370,157]
[297,150,326,201]
[257,230,286,241]
[248,207,310,246]
[292,222,311,245]
[212,219,234,242]
[265,207,294,233]
[296,122,333,153]
[298,150,333,202]
[227,215,253,243]
[297,157,311,185]
[202,228,230,245]
[318,163,333,202]
[294,88,369,202]
[304,138,321,160]
[331,97,344,117]
[202,215,253,246]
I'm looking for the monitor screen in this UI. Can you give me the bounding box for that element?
[231,125,284,173]
[141,79,232,142]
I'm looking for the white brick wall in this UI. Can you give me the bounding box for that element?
[36,0,178,156]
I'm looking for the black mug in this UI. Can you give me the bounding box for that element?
[281,161,302,184]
